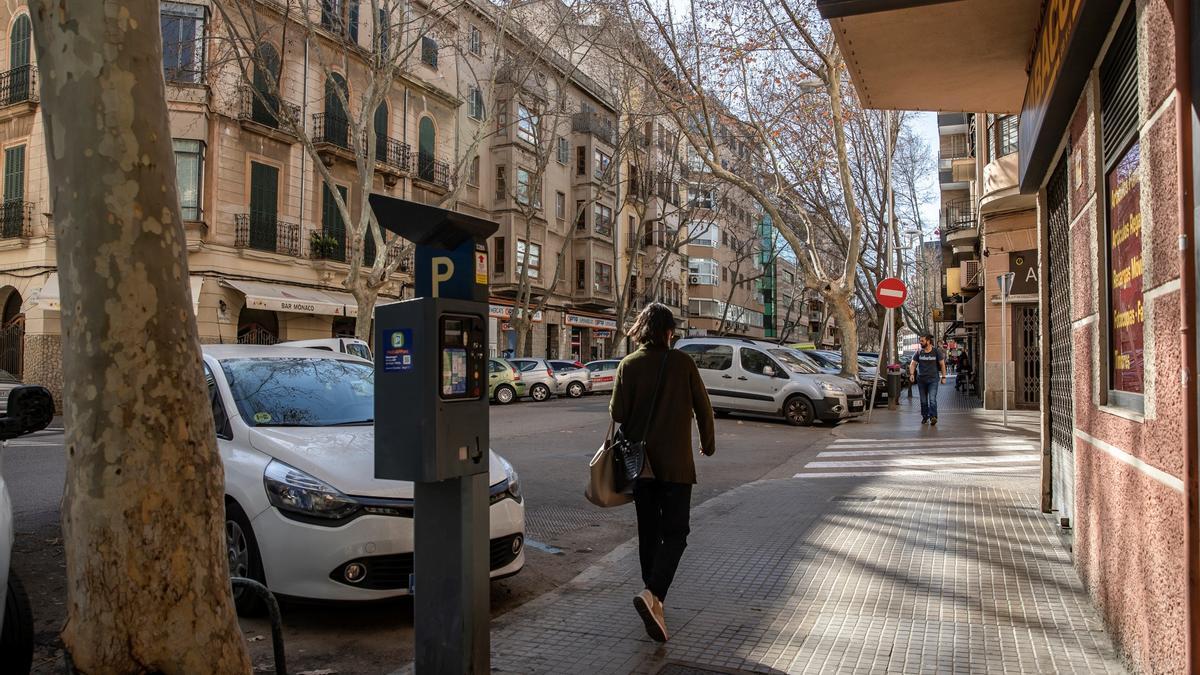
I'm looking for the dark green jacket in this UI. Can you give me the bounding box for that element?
[609,345,715,484]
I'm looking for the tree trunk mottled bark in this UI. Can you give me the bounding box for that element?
[351,283,379,343]
[30,1,252,672]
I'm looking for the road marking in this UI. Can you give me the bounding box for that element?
[818,446,1036,458]
[4,441,62,447]
[824,440,1035,450]
[793,465,1039,479]
[828,436,1037,445]
[523,538,564,554]
[805,454,1039,469]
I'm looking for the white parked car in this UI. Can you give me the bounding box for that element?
[584,360,621,393]
[548,360,593,398]
[276,337,373,362]
[1,386,53,673]
[202,346,524,610]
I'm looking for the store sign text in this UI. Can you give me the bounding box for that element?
[1107,141,1143,394]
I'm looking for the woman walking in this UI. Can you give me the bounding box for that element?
[609,303,716,642]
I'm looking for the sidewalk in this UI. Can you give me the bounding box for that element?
[489,395,1128,674]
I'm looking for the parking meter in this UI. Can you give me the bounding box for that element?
[368,194,498,674]
[375,298,489,482]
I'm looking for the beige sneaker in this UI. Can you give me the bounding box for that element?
[633,589,669,642]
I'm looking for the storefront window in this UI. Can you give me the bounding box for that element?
[1106,140,1143,398]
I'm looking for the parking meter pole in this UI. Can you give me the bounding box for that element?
[368,195,499,675]
[414,475,490,672]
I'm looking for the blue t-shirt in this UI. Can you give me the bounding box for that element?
[914,348,944,382]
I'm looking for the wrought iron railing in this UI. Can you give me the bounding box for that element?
[572,112,616,145]
[416,154,450,188]
[375,137,410,173]
[0,66,36,108]
[312,112,351,149]
[235,214,302,257]
[940,198,977,236]
[239,86,300,129]
[0,201,32,238]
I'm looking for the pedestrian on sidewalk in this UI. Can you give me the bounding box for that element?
[609,303,716,643]
[908,333,946,425]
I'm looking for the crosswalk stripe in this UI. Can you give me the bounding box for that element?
[817,446,1036,458]
[828,436,1036,447]
[805,454,1039,469]
[793,465,1039,479]
[825,442,1035,452]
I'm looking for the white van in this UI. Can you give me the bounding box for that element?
[675,336,865,426]
[276,337,372,361]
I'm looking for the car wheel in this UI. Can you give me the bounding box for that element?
[225,499,266,616]
[530,383,551,402]
[1,570,33,675]
[567,381,584,398]
[494,384,515,405]
[783,396,815,427]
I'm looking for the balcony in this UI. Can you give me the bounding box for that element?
[234,214,302,257]
[312,112,352,166]
[0,65,37,110]
[937,112,968,128]
[238,86,300,136]
[415,153,450,189]
[0,201,32,239]
[572,112,615,145]
[374,137,411,185]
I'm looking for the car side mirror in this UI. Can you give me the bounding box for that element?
[762,365,775,377]
[0,385,54,441]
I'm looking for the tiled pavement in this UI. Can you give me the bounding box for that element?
[489,401,1128,674]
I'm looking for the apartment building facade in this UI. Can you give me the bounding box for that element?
[0,0,473,400]
[820,0,1199,670]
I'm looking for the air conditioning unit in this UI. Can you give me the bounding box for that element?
[961,259,982,289]
[688,275,701,285]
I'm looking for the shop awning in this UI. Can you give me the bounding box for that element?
[221,279,363,317]
[23,273,204,315]
[817,0,1042,113]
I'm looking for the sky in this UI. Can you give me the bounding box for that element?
[912,111,942,231]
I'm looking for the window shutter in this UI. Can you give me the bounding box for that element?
[1100,11,1138,167]
[4,145,25,202]
[576,147,585,176]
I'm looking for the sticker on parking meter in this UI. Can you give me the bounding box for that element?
[442,348,468,396]
[382,329,414,373]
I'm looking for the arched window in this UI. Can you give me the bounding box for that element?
[8,15,31,103]
[251,43,282,127]
[323,73,349,147]
[418,117,435,181]
[373,102,389,162]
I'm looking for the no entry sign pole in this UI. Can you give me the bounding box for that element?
[867,278,908,421]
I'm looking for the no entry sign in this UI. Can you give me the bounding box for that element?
[876,277,908,309]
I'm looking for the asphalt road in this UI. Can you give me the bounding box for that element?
[4,395,846,673]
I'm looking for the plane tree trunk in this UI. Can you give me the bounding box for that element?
[30,1,252,671]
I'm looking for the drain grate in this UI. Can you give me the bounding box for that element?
[830,495,876,502]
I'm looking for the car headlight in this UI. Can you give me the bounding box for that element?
[819,381,845,394]
[492,456,523,504]
[264,460,360,523]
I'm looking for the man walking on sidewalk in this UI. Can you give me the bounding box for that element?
[909,334,946,425]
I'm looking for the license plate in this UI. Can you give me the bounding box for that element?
[850,400,863,409]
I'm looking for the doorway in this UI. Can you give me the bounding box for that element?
[1014,304,1041,409]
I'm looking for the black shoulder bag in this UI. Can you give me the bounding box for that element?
[611,352,670,493]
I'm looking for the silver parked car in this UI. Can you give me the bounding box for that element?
[507,358,561,402]
[584,359,621,393]
[548,360,593,398]
[676,337,865,426]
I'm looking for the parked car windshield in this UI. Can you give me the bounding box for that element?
[220,357,375,427]
[768,349,820,374]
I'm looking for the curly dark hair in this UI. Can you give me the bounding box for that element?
[629,303,677,347]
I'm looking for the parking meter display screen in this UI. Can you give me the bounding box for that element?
[439,315,484,400]
[442,348,468,396]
